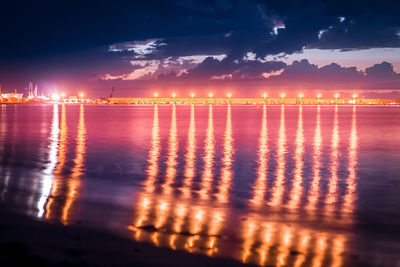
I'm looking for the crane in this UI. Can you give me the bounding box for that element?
[107,86,115,103]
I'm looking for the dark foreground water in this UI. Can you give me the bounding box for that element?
[1,104,400,266]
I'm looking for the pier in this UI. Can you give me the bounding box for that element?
[109,97,400,105]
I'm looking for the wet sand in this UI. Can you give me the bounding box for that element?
[0,206,256,267]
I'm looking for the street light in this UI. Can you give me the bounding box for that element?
[281,92,286,104]
[335,93,340,103]
[191,92,195,104]
[153,92,158,104]
[172,92,176,104]
[317,93,322,103]
[352,93,358,103]
[79,92,84,99]
[227,93,232,104]
[208,92,213,104]
[299,93,304,104]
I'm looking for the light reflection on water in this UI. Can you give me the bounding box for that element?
[182,104,196,198]
[43,104,86,224]
[62,104,86,224]
[199,104,215,200]
[305,105,322,215]
[37,104,59,218]
[250,104,268,207]
[129,104,356,266]
[1,104,400,266]
[45,104,68,220]
[269,104,287,208]
[324,105,340,219]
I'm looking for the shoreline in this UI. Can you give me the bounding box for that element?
[0,207,255,267]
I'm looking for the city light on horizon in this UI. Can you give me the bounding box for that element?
[51,93,60,101]
[2,84,399,105]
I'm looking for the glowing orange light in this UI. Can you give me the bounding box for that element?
[281,93,286,98]
[263,93,268,99]
[61,93,66,98]
[209,92,213,98]
[153,92,158,97]
[62,104,85,224]
[163,105,178,194]
[317,93,322,98]
[191,93,195,98]
[172,92,176,98]
[269,104,286,206]
[227,93,232,98]
[182,105,196,197]
[79,92,84,98]
[299,93,304,99]
[250,104,268,206]
[352,93,358,98]
[335,93,340,98]
[199,105,214,199]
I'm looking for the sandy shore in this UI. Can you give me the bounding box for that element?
[0,206,255,267]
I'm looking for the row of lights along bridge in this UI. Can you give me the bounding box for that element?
[153,92,359,101]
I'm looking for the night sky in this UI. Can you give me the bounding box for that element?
[1,0,400,97]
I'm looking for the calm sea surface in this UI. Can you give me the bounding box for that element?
[1,104,400,266]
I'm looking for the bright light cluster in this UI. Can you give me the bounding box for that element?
[51,94,60,101]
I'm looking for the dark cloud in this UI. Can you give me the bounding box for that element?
[0,46,138,86]
[275,59,363,82]
[172,58,400,91]
[264,59,400,91]
[181,57,287,79]
[255,0,400,56]
[2,0,399,61]
[365,62,400,79]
